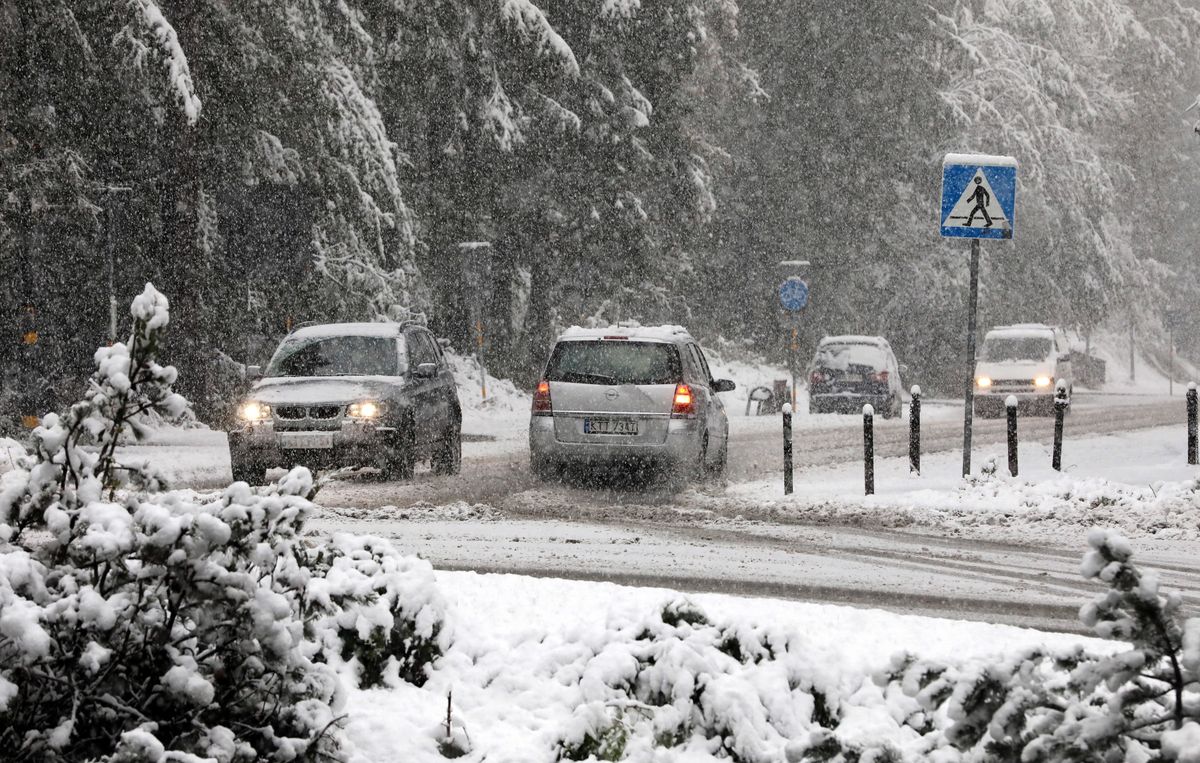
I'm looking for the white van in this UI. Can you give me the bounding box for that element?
[974,324,1073,417]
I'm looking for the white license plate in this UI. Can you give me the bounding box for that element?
[584,418,639,435]
[278,432,334,450]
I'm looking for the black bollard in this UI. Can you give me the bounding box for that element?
[1052,381,1068,472]
[864,404,875,495]
[1006,396,1018,477]
[783,403,793,495]
[1188,383,1197,466]
[909,385,921,475]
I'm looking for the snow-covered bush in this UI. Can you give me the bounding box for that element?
[797,529,1200,762]
[0,285,447,760]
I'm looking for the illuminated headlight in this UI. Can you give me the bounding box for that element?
[239,401,271,422]
[975,376,992,388]
[1034,376,1053,388]
[348,400,382,420]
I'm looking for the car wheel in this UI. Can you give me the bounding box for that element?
[531,455,559,481]
[231,457,266,486]
[431,417,462,476]
[380,417,416,480]
[706,439,728,481]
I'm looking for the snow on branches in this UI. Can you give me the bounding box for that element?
[795,530,1200,762]
[499,0,580,77]
[116,0,202,126]
[0,287,447,761]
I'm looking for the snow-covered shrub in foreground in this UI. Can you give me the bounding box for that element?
[0,285,447,760]
[797,529,1200,762]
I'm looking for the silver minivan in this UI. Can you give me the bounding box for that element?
[528,326,735,480]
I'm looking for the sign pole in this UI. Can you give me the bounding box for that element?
[962,237,980,477]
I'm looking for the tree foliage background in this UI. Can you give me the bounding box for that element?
[3,0,1200,426]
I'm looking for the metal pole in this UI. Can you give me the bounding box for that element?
[1006,396,1018,477]
[863,404,875,495]
[909,385,921,475]
[476,320,487,400]
[962,238,981,477]
[790,324,799,411]
[1129,318,1135,383]
[1052,381,1068,471]
[1187,383,1197,466]
[782,403,793,495]
[1169,329,1174,397]
[106,202,117,343]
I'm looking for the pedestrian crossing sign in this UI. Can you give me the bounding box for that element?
[940,153,1017,240]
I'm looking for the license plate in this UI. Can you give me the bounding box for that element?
[841,373,862,382]
[584,418,639,435]
[278,432,334,450]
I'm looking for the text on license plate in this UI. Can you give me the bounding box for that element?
[584,418,639,435]
[279,432,334,449]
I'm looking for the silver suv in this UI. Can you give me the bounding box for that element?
[528,326,735,480]
[228,322,461,484]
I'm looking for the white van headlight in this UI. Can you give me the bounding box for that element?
[1034,376,1053,388]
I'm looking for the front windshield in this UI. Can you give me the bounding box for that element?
[981,336,1052,362]
[266,336,400,377]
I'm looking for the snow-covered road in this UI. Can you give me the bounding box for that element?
[114,394,1200,632]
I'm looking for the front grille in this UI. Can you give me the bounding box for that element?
[309,405,342,419]
[275,406,308,420]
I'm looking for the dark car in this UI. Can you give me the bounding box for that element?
[807,335,904,418]
[228,322,461,484]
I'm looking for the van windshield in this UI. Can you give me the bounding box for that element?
[267,336,400,377]
[545,341,681,385]
[981,336,1052,362]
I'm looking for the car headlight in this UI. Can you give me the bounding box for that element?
[348,400,382,419]
[1034,376,1053,388]
[976,376,992,388]
[239,401,271,422]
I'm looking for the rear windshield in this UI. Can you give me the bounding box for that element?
[812,343,887,371]
[982,336,1052,362]
[545,341,681,385]
[267,336,400,377]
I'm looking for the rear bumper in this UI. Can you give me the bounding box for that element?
[528,416,702,467]
[228,421,392,467]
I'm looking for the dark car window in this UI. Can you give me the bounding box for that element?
[982,337,1052,362]
[694,345,714,383]
[267,336,399,377]
[407,331,437,368]
[546,341,682,385]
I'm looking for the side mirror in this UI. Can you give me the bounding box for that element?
[712,378,736,393]
[413,362,437,379]
[244,365,262,381]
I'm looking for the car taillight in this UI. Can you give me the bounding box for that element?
[671,384,695,417]
[532,380,552,416]
[872,370,890,384]
[810,370,825,386]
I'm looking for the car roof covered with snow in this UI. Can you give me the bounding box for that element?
[287,322,407,340]
[985,324,1060,338]
[818,335,890,348]
[556,325,695,344]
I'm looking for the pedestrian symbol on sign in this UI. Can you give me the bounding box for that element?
[944,169,1007,232]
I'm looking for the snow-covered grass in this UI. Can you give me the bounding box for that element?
[725,425,1200,544]
[341,570,1114,762]
[445,351,531,441]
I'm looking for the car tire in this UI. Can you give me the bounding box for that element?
[431,417,462,476]
[231,457,266,486]
[706,440,728,481]
[380,417,417,480]
[531,455,559,481]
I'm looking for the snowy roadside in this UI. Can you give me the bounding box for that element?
[720,424,1200,545]
[341,569,1118,763]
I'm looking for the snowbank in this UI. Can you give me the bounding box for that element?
[341,570,1112,763]
[725,425,1200,544]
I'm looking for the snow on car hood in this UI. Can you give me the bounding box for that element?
[974,360,1055,380]
[250,376,401,405]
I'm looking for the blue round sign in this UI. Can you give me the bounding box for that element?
[779,277,809,311]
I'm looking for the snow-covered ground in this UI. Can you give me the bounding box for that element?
[341,569,1115,762]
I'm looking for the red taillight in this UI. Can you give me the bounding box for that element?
[671,384,695,417]
[872,370,890,384]
[810,370,825,386]
[532,380,552,416]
